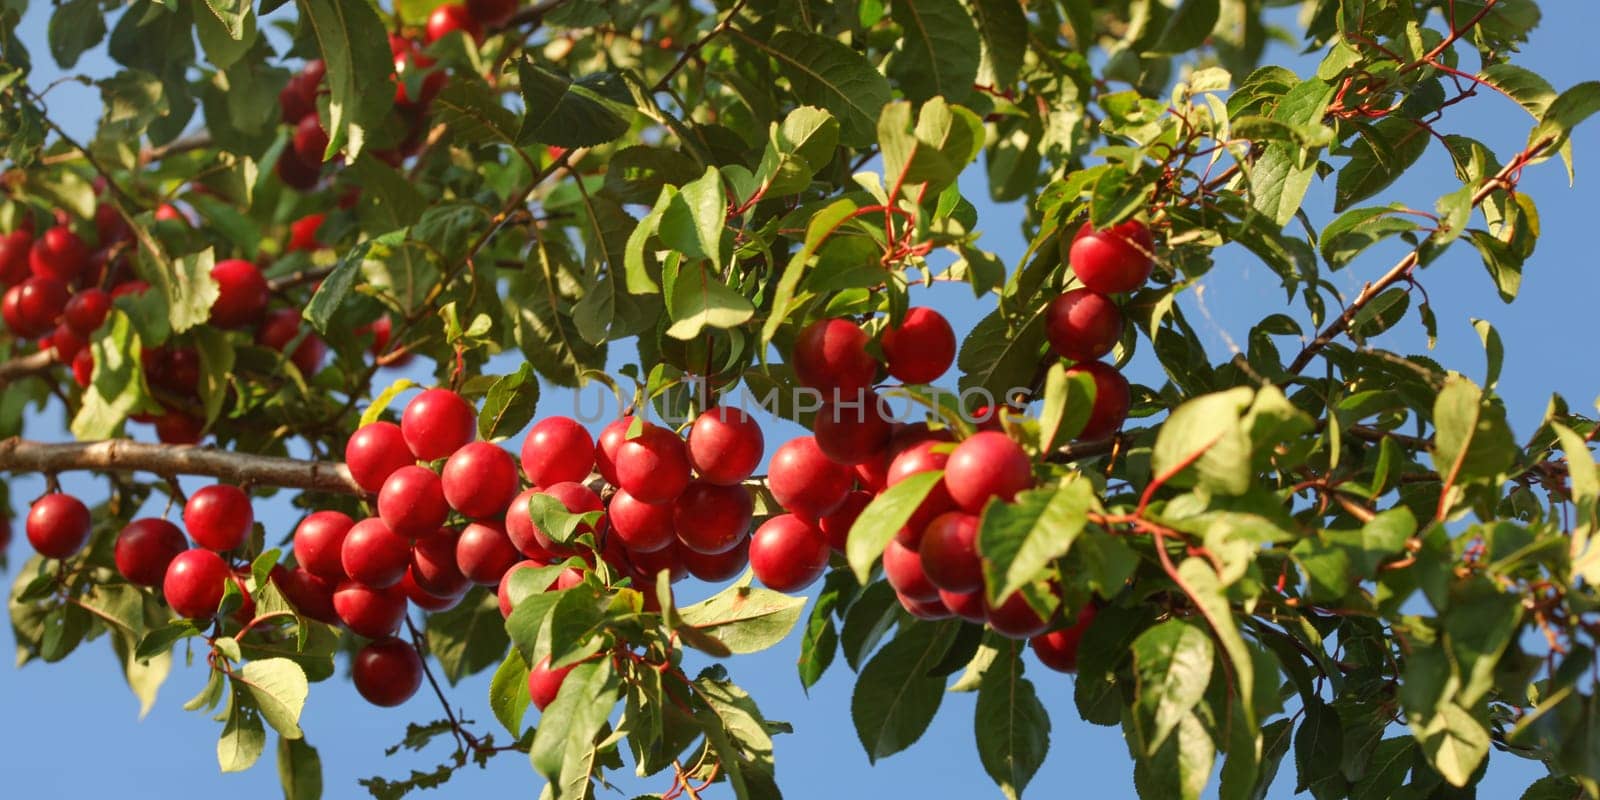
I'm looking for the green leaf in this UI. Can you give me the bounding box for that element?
[157,248,222,334]
[195,0,257,71]
[1320,207,1421,270]
[193,326,235,428]
[1431,376,1517,512]
[479,364,541,440]
[1412,701,1489,787]
[218,690,268,772]
[237,658,308,740]
[71,310,156,440]
[757,106,841,199]
[665,262,755,340]
[742,30,893,147]
[798,571,852,690]
[887,0,981,104]
[659,166,725,265]
[1147,0,1221,55]
[847,471,943,583]
[1531,80,1600,154]
[110,625,171,719]
[878,97,986,196]
[516,62,635,147]
[1293,699,1341,790]
[529,658,619,784]
[972,0,1027,87]
[1336,118,1431,211]
[426,587,511,684]
[974,640,1050,799]
[1130,619,1213,756]
[277,736,323,800]
[605,146,703,205]
[852,619,960,762]
[1128,709,1214,800]
[47,0,105,69]
[297,0,395,159]
[677,578,808,655]
[760,197,857,349]
[978,479,1092,604]
[489,649,531,736]
[1150,387,1255,494]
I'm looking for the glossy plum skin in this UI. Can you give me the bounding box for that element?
[341,517,412,589]
[943,431,1033,513]
[163,549,232,619]
[883,538,939,602]
[1065,360,1132,440]
[1068,219,1155,294]
[1045,289,1123,363]
[881,307,956,384]
[608,489,675,554]
[1032,605,1099,673]
[594,416,634,486]
[353,637,423,707]
[292,510,355,581]
[25,493,92,559]
[456,520,522,585]
[442,442,519,519]
[183,485,254,552]
[527,656,575,711]
[520,416,595,488]
[917,511,982,593]
[114,518,188,587]
[791,317,877,396]
[377,466,449,539]
[748,514,830,593]
[812,393,894,465]
[333,581,408,638]
[672,481,754,556]
[208,259,270,328]
[615,424,692,504]
[686,407,764,485]
[410,527,471,598]
[885,440,957,547]
[767,436,853,520]
[401,388,476,461]
[345,422,415,494]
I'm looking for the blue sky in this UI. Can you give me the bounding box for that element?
[4,3,1600,799]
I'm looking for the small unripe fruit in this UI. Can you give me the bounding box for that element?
[615,423,692,504]
[792,317,877,395]
[527,655,574,711]
[681,538,749,583]
[881,307,956,384]
[918,512,981,593]
[944,431,1033,513]
[345,422,415,493]
[686,407,764,485]
[456,520,521,585]
[209,259,270,328]
[332,580,408,637]
[29,227,89,283]
[25,493,91,559]
[184,485,254,552]
[672,481,753,555]
[342,518,412,589]
[748,514,829,593]
[163,548,231,619]
[114,518,187,586]
[442,442,519,519]
[520,416,594,488]
[1065,360,1131,440]
[607,489,675,554]
[1045,289,1123,362]
[401,388,476,461]
[378,466,449,540]
[353,637,423,707]
[1069,220,1155,294]
[1032,605,1098,673]
[767,436,854,519]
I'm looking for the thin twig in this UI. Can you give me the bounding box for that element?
[0,437,364,495]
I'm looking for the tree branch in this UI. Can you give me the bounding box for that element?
[0,349,55,389]
[1287,136,1554,374]
[0,437,364,496]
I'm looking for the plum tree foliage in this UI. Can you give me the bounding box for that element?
[1,0,1599,798]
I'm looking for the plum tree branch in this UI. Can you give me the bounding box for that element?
[1286,135,1554,374]
[0,437,365,496]
[0,349,55,389]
